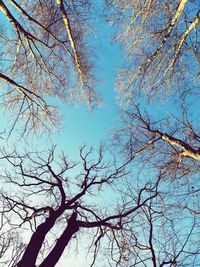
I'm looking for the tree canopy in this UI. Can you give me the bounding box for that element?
[0,1,199,266]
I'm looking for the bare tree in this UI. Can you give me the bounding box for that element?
[0,2,199,266]
[112,104,200,266]
[113,102,200,184]
[106,0,200,191]
[105,2,200,264]
[0,0,99,136]
[0,145,199,266]
[106,0,199,101]
[0,145,161,267]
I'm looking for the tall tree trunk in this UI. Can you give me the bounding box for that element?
[17,211,61,267]
[40,212,79,267]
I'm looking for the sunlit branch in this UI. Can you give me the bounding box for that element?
[56,0,85,84]
[129,0,188,85]
[168,10,200,68]
[8,0,72,56]
[127,105,200,161]
[0,72,46,109]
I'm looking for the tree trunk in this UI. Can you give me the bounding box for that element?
[40,212,79,267]
[17,211,60,267]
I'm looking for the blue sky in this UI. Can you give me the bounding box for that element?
[0,13,123,160]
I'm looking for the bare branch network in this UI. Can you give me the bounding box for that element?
[1,144,199,266]
[0,146,162,266]
[0,0,199,266]
[0,0,99,136]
